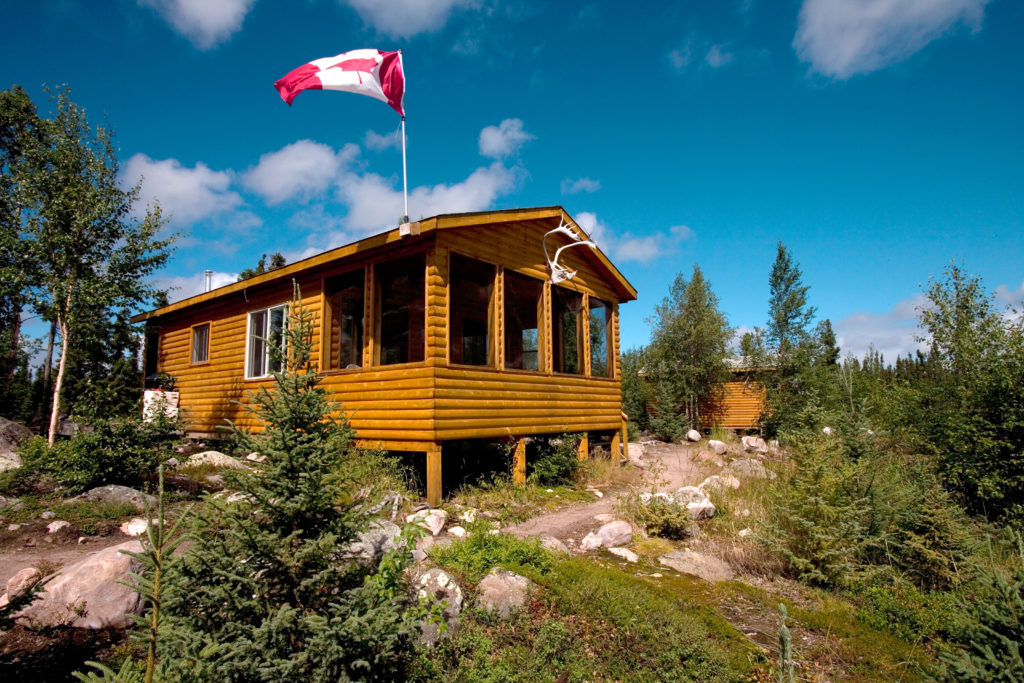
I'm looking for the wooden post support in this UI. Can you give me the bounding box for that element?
[610,430,621,464]
[426,443,442,508]
[513,438,526,485]
[577,433,589,462]
[620,412,629,463]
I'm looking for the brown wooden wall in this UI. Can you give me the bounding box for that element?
[704,379,766,430]
[153,220,626,449]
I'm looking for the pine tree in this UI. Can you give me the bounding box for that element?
[767,241,816,364]
[159,284,424,681]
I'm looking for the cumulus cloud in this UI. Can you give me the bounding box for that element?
[670,224,696,240]
[479,119,535,159]
[794,0,990,78]
[137,0,256,49]
[364,128,403,151]
[833,294,928,362]
[159,270,238,303]
[668,44,692,72]
[338,161,518,234]
[561,177,601,195]
[122,153,246,226]
[705,44,734,68]
[242,140,358,205]
[576,211,679,264]
[995,280,1024,322]
[342,0,478,39]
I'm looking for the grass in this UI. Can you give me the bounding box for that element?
[445,476,593,526]
[2,496,138,535]
[422,531,761,682]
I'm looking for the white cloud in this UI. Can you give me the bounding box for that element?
[833,294,928,362]
[670,224,696,240]
[794,0,990,78]
[576,211,678,265]
[342,0,478,39]
[705,44,734,68]
[561,177,601,195]
[995,280,1024,322]
[479,118,535,159]
[122,153,245,226]
[138,0,256,49]
[159,270,238,303]
[241,140,358,205]
[338,161,518,233]
[668,45,692,72]
[364,128,403,151]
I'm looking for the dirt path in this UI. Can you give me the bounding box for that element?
[507,442,705,545]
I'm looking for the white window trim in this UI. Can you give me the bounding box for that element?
[244,303,288,380]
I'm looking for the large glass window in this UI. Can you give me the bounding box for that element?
[449,254,495,366]
[191,323,210,365]
[551,287,583,374]
[504,271,542,371]
[246,304,287,379]
[375,254,425,365]
[325,269,364,370]
[589,298,611,378]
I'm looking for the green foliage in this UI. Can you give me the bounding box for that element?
[647,381,686,442]
[8,410,181,494]
[158,286,425,681]
[854,577,966,643]
[646,265,731,429]
[766,241,816,361]
[236,252,286,281]
[529,433,582,486]
[620,346,649,431]
[936,535,1024,681]
[777,604,794,683]
[629,494,695,540]
[430,523,551,583]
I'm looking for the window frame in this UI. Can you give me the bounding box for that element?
[502,268,545,373]
[189,321,211,366]
[244,302,288,380]
[550,285,585,376]
[587,297,613,379]
[372,251,427,368]
[447,251,497,369]
[321,267,367,373]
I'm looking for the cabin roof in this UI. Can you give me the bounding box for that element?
[131,206,637,323]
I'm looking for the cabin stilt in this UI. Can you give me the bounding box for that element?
[577,433,589,462]
[513,438,527,485]
[610,430,621,463]
[426,442,443,507]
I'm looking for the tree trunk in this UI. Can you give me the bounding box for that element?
[42,319,55,391]
[4,299,20,392]
[47,317,70,447]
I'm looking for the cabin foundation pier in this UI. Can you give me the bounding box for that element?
[425,442,443,507]
[576,433,589,462]
[513,438,527,485]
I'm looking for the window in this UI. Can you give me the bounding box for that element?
[246,304,287,379]
[504,271,543,371]
[449,254,495,366]
[375,254,425,365]
[325,269,364,369]
[589,298,611,378]
[191,323,210,364]
[551,287,583,374]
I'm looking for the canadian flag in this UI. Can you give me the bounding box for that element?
[274,49,405,116]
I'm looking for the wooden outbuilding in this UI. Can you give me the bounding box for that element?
[132,207,636,505]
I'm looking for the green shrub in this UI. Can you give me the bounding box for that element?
[529,433,582,486]
[853,576,966,643]
[631,495,695,540]
[430,523,551,583]
[10,412,181,494]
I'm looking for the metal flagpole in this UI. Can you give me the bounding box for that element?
[401,115,409,224]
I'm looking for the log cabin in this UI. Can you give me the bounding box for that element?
[132,206,637,505]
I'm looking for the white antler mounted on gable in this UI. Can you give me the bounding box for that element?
[543,220,597,284]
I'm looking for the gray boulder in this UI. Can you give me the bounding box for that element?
[596,520,633,547]
[699,475,741,493]
[16,541,144,629]
[0,417,32,456]
[415,568,463,645]
[407,508,447,536]
[659,550,734,583]
[68,485,157,512]
[185,451,248,470]
[341,520,402,563]
[0,494,23,511]
[475,568,531,618]
[707,439,727,455]
[685,429,702,442]
[728,458,776,480]
[0,567,42,609]
[539,536,570,554]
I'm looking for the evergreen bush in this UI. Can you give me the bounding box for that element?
[157,284,425,681]
[529,433,582,486]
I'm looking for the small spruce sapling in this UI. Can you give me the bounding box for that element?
[158,283,426,681]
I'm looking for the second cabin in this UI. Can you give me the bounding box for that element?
[133,207,637,505]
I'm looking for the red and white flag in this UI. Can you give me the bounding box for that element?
[274,49,405,116]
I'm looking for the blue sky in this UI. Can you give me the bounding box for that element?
[3,0,1022,360]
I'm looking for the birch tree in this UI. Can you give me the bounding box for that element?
[18,87,172,444]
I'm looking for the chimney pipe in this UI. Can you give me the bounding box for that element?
[204,270,213,293]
